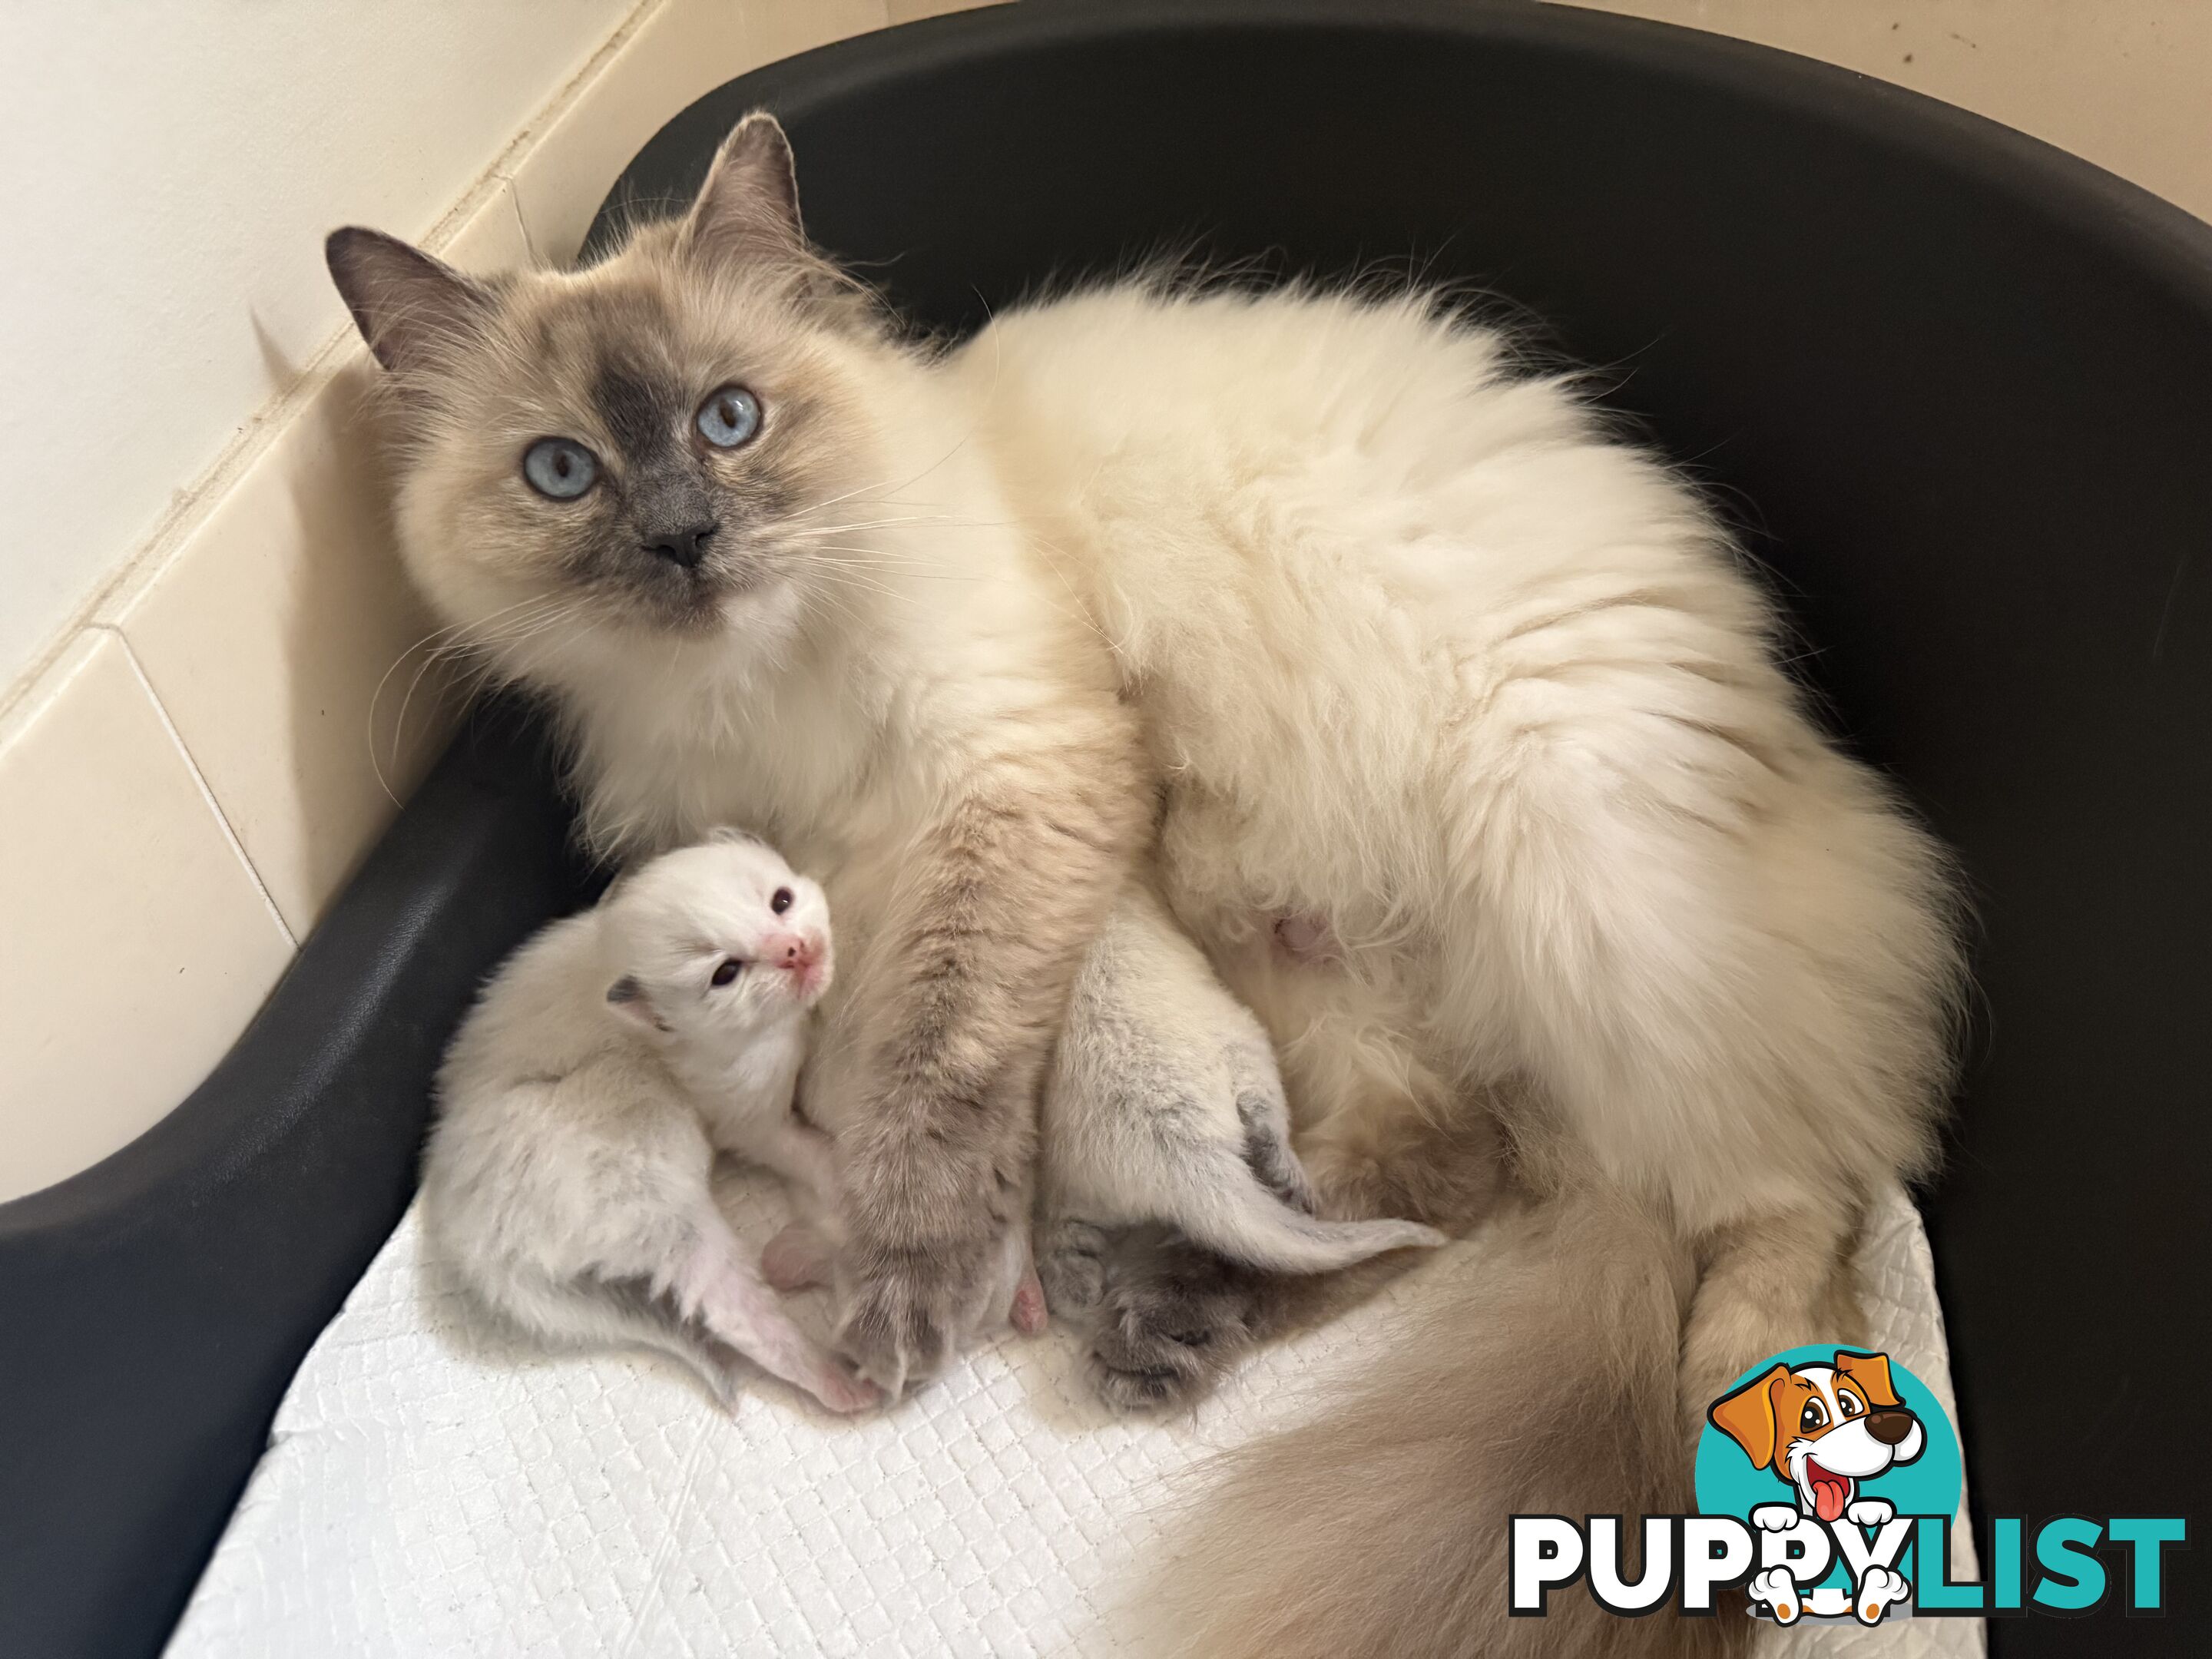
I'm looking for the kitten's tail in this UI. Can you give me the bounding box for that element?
[491,1268,740,1409]
[1146,1186,1744,1659]
[1172,1159,1449,1275]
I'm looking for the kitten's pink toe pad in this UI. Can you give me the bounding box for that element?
[1011,1267,1049,1336]
[762,1222,833,1293]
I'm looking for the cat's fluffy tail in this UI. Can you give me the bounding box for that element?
[1174,1160,1448,1276]
[1147,1187,1746,1659]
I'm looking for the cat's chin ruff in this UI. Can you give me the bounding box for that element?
[417,333,1071,874]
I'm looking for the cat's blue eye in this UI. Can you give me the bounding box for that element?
[695,385,761,449]
[522,438,598,500]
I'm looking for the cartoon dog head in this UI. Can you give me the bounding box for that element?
[1708,1350,1925,1522]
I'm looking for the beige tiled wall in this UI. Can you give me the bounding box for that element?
[0,634,297,1194]
[99,185,534,938]
[5,0,2207,1202]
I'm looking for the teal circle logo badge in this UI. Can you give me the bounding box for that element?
[1695,1346,1962,1626]
[1512,1346,2183,1623]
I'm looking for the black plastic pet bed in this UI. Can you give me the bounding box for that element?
[3,3,2207,1654]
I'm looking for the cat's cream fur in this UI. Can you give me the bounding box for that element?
[329,113,1961,1656]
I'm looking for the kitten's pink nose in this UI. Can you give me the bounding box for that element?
[760,931,830,1000]
[766,932,820,975]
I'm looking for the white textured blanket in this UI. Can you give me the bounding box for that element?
[169,1179,1980,1658]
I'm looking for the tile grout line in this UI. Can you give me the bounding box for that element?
[502,173,545,272]
[487,0,673,195]
[106,625,300,950]
[0,0,665,729]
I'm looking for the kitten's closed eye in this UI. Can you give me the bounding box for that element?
[523,438,598,500]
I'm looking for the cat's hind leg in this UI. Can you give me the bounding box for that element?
[1065,895,1476,1409]
[1087,1225,1293,1412]
[1082,1115,1478,1412]
[1035,1215,1114,1314]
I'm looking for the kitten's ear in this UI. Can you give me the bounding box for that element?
[605,974,667,1031]
[325,227,495,375]
[678,111,806,270]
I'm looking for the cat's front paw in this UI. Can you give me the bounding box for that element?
[1086,1228,1278,1412]
[833,1234,995,1396]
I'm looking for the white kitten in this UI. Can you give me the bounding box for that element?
[422,831,879,1414]
[1036,880,1445,1312]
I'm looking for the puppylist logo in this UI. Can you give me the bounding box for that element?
[1512,1346,2187,1626]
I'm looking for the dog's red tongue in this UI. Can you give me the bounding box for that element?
[1806,1461,1851,1523]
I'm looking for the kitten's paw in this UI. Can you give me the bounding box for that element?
[761,1222,834,1293]
[1009,1263,1049,1336]
[1232,1082,1316,1214]
[804,1363,886,1416]
[1038,1249,1107,1315]
[1086,1230,1277,1412]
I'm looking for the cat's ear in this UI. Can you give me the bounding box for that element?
[678,111,807,270]
[325,227,496,376]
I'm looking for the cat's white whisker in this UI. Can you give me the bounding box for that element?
[366,593,564,803]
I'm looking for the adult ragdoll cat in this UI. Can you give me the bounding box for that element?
[326,115,1961,1657]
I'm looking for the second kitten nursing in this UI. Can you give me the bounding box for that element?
[425,832,876,1413]
[1037,879,1445,1370]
